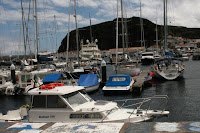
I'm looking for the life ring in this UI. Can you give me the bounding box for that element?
[39,83,64,90]
[57,83,64,86]
[40,85,46,90]
[40,84,55,89]
[47,85,55,89]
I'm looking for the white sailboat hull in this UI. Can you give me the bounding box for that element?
[153,68,184,80]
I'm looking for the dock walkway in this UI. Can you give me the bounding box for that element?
[131,70,152,93]
[0,122,199,133]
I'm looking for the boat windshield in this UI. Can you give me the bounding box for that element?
[79,90,93,102]
[62,91,89,108]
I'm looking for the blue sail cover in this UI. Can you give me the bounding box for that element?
[78,74,99,86]
[105,74,131,86]
[42,73,62,82]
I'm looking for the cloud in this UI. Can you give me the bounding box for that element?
[0,36,25,55]
[1,0,200,55]
[77,0,101,8]
[0,6,21,24]
[50,0,70,7]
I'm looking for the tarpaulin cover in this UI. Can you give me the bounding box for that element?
[165,51,174,56]
[78,74,99,86]
[42,73,62,82]
[154,58,181,63]
[39,56,53,62]
[105,74,131,86]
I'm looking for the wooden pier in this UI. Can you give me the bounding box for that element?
[131,70,152,93]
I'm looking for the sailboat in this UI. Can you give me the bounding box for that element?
[152,0,184,80]
[115,0,141,76]
[65,0,90,79]
[139,0,155,65]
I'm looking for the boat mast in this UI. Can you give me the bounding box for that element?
[139,0,145,49]
[73,0,80,67]
[124,14,129,54]
[66,0,71,64]
[33,0,36,59]
[35,0,39,58]
[156,19,159,52]
[54,15,58,59]
[89,13,95,61]
[166,0,168,50]
[26,0,31,57]
[89,13,93,43]
[20,0,26,57]
[121,0,125,56]
[163,0,168,55]
[116,0,119,68]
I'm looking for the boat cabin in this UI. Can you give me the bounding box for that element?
[27,85,106,122]
[0,74,8,85]
[105,74,131,87]
[17,72,37,88]
[102,74,134,92]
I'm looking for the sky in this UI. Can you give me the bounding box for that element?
[0,0,200,56]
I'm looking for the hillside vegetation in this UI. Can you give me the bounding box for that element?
[58,16,200,52]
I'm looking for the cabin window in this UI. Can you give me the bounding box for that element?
[112,77,126,81]
[70,113,102,119]
[21,75,25,82]
[142,53,153,56]
[47,95,67,108]
[21,75,31,83]
[63,91,88,108]
[32,95,46,108]
[32,95,67,108]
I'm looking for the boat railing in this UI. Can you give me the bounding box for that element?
[100,107,118,123]
[76,95,168,123]
[114,95,169,120]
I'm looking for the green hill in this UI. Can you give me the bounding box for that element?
[58,16,200,52]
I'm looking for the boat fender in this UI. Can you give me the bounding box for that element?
[150,72,154,77]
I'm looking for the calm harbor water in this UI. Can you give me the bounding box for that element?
[0,56,200,122]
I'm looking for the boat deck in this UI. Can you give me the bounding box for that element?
[0,121,199,133]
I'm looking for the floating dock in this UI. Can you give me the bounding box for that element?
[0,122,200,133]
[131,70,152,93]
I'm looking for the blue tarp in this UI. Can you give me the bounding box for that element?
[78,74,99,86]
[165,51,174,56]
[155,58,181,63]
[105,74,131,86]
[39,56,53,62]
[42,73,62,82]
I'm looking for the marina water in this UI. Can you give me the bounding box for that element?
[0,57,200,122]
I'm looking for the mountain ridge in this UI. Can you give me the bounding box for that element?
[58,16,200,52]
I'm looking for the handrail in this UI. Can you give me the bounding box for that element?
[75,95,169,123]
[114,95,169,119]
